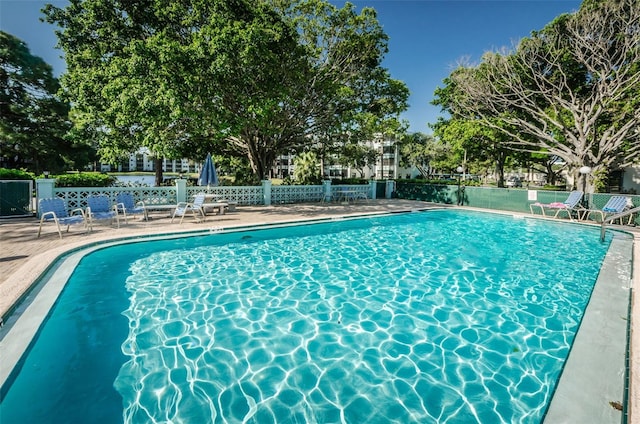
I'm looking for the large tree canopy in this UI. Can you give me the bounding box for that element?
[443,0,640,192]
[45,0,294,183]
[0,31,92,173]
[44,0,409,182]
[229,0,409,179]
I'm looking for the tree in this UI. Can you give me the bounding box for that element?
[293,151,321,184]
[338,141,379,178]
[225,0,409,179]
[432,72,521,187]
[433,73,569,187]
[446,0,640,192]
[44,0,293,184]
[397,132,449,179]
[0,31,92,174]
[44,0,409,183]
[525,153,565,186]
[430,116,511,185]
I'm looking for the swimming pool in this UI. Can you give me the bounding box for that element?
[0,210,618,423]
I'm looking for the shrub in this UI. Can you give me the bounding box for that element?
[541,184,566,191]
[331,178,369,185]
[0,168,35,180]
[293,152,322,185]
[402,178,481,187]
[233,170,260,186]
[55,173,117,187]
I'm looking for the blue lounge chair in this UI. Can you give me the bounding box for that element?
[529,191,585,221]
[116,192,148,223]
[37,197,87,238]
[586,196,633,224]
[171,193,206,223]
[87,194,119,229]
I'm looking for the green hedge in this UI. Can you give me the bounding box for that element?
[403,178,482,187]
[0,168,35,180]
[54,173,117,187]
[330,178,370,185]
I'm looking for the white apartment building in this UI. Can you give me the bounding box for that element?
[273,134,420,180]
[99,148,202,174]
[99,135,422,181]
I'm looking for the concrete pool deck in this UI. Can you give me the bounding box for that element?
[0,199,638,423]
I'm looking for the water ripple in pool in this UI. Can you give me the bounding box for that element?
[109,211,609,423]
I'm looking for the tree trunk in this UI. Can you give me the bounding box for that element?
[574,166,597,194]
[545,162,555,185]
[248,151,276,181]
[495,153,506,187]
[154,158,163,186]
[243,133,272,181]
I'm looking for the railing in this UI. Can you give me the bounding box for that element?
[186,186,265,205]
[53,186,176,210]
[272,185,324,204]
[601,206,640,241]
[187,184,371,205]
[35,179,378,216]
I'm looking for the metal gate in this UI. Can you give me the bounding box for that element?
[0,180,33,217]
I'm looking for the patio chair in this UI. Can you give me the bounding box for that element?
[86,194,120,229]
[529,190,586,221]
[37,197,87,238]
[171,193,206,223]
[585,196,633,225]
[116,192,148,223]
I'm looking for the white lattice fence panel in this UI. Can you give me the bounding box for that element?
[187,187,213,198]
[272,185,324,204]
[55,189,84,210]
[187,186,264,205]
[52,183,369,211]
[55,187,118,209]
[54,187,177,209]
[134,188,177,205]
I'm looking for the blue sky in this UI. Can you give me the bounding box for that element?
[2,0,581,133]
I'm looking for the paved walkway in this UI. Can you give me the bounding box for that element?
[0,199,638,422]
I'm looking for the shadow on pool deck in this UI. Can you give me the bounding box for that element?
[0,199,638,423]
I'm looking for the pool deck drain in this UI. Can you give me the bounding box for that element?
[0,199,638,423]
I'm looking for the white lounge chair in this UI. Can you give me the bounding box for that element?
[37,197,87,238]
[529,191,585,221]
[172,193,207,223]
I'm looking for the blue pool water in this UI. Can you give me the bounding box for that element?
[1,210,612,423]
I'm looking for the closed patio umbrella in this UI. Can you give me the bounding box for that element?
[198,153,219,187]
